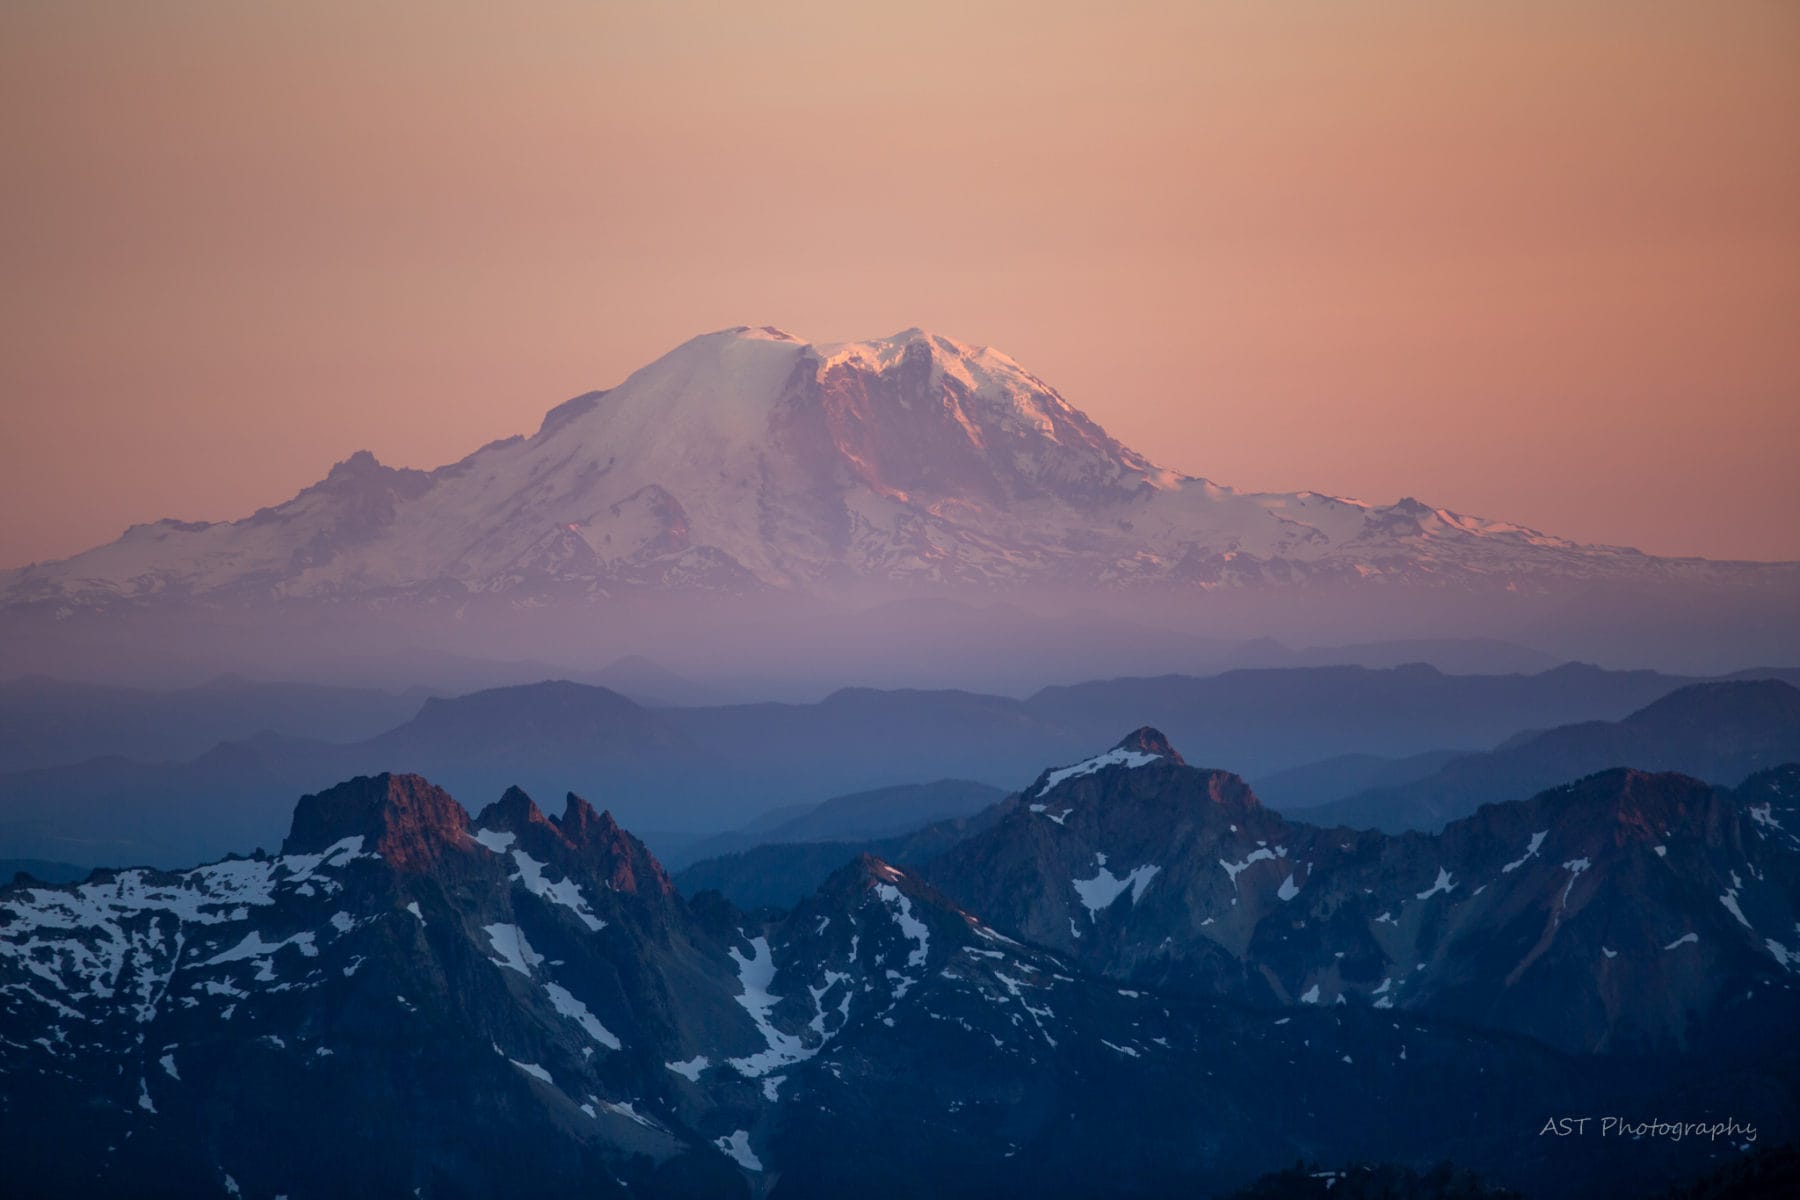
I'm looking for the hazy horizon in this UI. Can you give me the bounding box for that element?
[3,1,1798,570]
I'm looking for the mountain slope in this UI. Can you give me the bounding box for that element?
[923,732,1800,1055]
[1249,750,1468,811]
[5,770,1791,1198]
[674,803,1012,912]
[1311,679,1800,831]
[6,327,1792,617]
[0,674,421,774]
[665,779,1008,872]
[0,774,768,1197]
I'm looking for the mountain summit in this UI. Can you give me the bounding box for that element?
[1111,726,1184,763]
[3,326,1791,615]
[7,763,1795,1196]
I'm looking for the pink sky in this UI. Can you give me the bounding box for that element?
[2,1,1796,567]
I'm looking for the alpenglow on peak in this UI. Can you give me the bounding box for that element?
[1,324,1782,612]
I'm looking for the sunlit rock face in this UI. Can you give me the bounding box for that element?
[3,755,1799,1195]
[927,737,1800,1056]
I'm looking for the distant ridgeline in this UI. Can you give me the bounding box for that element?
[4,667,1797,871]
[4,726,1799,1197]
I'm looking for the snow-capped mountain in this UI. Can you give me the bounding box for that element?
[5,764,1792,1197]
[925,733,1800,1056]
[3,326,1786,612]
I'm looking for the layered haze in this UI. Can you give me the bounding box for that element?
[4,325,1796,686]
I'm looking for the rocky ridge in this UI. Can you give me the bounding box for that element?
[3,751,1797,1197]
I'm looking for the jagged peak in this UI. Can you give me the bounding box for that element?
[814,853,952,913]
[856,852,907,885]
[473,785,550,834]
[283,773,468,871]
[644,324,1043,402]
[552,793,636,856]
[808,853,1007,952]
[469,785,671,895]
[563,793,672,896]
[467,784,674,898]
[327,448,384,476]
[813,327,1032,388]
[313,449,430,490]
[1026,730,1188,799]
[1111,726,1185,765]
[553,791,606,838]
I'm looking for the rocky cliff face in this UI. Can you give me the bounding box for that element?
[283,773,472,871]
[3,759,1796,1197]
[926,736,1800,1055]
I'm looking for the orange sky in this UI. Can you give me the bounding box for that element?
[2,1,1797,567]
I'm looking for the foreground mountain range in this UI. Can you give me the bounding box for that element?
[3,327,1796,682]
[4,732,1797,1197]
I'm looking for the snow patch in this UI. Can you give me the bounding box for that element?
[1720,881,1752,930]
[510,1059,552,1084]
[1220,848,1276,888]
[1501,830,1548,873]
[726,936,815,1077]
[508,849,606,931]
[601,1099,662,1129]
[471,829,516,854]
[1072,856,1160,916]
[875,884,930,969]
[716,1129,763,1172]
[1416,868,1455,900]
[201,930,317,967]
[665,1055,709,1082]
[482,923,544,976]
[1032,747,1163,797]
[544,981,621,1049]
[1559,859,1591,909]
